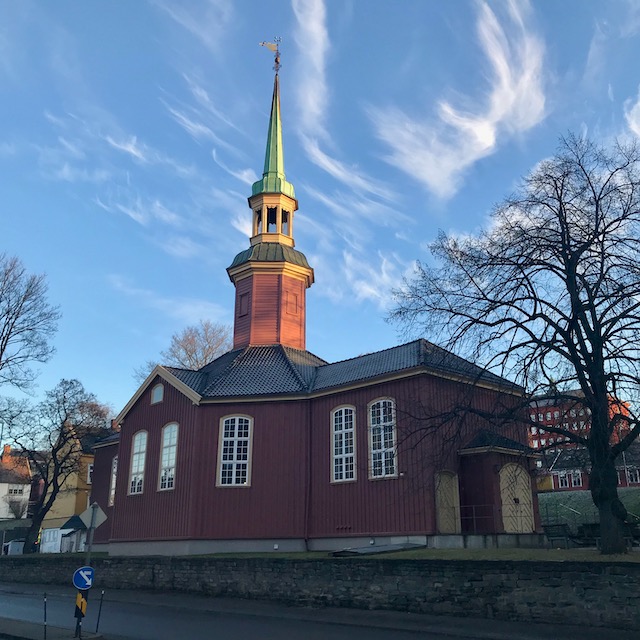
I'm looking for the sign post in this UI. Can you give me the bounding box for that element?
[72,566,94,639]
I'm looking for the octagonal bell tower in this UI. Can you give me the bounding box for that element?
[227,44,314,351]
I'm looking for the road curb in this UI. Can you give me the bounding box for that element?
[0,617,102,640]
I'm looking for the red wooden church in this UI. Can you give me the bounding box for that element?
[91,59,541,555]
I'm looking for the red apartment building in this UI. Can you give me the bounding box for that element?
[528,392,635,492]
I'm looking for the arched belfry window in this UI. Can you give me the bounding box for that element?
[281,210,290,235]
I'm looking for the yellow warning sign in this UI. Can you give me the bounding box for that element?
[75,590,87,618]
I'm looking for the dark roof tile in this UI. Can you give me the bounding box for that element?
[162,339,516,401]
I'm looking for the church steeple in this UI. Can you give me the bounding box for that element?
[251,74,296,200]
[227,42,314,351]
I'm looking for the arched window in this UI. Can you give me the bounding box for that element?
[217,416,253,487]
[159,423,178,490]
[368,398,397,479]
[331,406,356,482]
[129,432,147,495]
[151,383,164,404]
[108,455,118,506]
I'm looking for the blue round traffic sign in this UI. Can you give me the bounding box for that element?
[72,566,95,590]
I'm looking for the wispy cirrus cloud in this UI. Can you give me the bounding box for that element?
[624,87,640,137]
[292,0,330,141]
[151,0,233,54]
[108,274,228,324]
[104,134,149,162]
[342,251,407,309]
[369,0,546,199]
[212,149,257,185]
[99,196,184,227]
[292,0,394,201]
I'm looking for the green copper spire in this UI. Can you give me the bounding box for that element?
[251,72,296,199]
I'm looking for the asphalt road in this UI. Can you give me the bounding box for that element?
[0,582,636,640]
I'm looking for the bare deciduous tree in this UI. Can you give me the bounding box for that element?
[0,254,60,392]
[4,496,28,519]
[133,320,232,383]
[392,135,640,554]
[7,379,111,553]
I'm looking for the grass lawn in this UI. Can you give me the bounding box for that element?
[194,547,639,562]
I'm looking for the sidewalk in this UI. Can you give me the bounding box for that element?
[0,581,637,640]
[0,616,101,640]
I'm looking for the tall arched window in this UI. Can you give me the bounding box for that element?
[331,406,356,482]
[129,431,147,495]
[368,398,397,479]
[108,455,118,506]
[159,423,178,490]
[217,416,253,487]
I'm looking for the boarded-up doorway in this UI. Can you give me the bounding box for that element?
[499,463,534,533]
[435,471,461,534]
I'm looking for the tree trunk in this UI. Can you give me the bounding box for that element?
[590,457,628,554]
[22,513,45,554]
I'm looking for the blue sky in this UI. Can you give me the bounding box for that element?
[3,0,640,414]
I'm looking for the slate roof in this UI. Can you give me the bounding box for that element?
[93,432,121,449]
[546,441,640,472]
[0,466,30,485]
[0,449,31,485]
[460,429,532,454]
[163,338,518,400]
[228,243,311,270]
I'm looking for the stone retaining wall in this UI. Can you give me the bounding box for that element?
[0,555,637,631]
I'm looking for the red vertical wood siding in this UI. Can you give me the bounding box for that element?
[233,273,307,350]
[109,377,199,542]
[251,273,281,345]
[278,275,306,349]
[91,441,118,543]
[107,370,531,544]
[233,277,252,349]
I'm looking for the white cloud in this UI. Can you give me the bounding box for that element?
[368,0,546,199]
[112,197,184,227]
[301,136,393,200]
[52,163,110,183]
[104,135,149,162]
[624,87,640,137]
[342,251,406,309]
[152,0,232,53]
[292,0,394,202]
[156,235,205,259]
[292,0,330,140]
[211,149,258,185]
[108,274,228,325]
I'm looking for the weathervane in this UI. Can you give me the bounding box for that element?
[259,36,282,73]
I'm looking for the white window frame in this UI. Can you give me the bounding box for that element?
[128,431,147,495]
[331,406,356,483]
[158,423,178,491]
[571,470,583,487]
[217,415,253,487]
[368,398,397,479]
[151,383,164,404]
[7,485,24,496]
[108,455,118,506]
[86,463,94,485]
[558,472,569,489]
